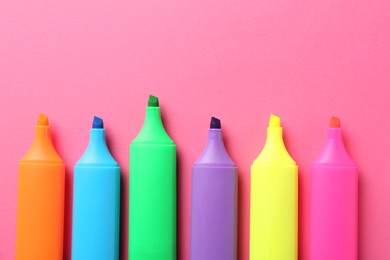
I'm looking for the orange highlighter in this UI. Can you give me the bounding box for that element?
[16,114,65,260]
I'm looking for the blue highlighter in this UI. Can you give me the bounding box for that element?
[72,116,120,260]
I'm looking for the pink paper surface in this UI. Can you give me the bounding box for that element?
[1,0,390,259]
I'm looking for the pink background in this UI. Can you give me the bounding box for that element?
[1,0,390,259]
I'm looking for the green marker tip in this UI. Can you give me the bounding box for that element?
[148,95,159,107]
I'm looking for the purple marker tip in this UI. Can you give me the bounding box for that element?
[210,117,221,129]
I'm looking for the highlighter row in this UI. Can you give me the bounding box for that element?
[15,95,358,260]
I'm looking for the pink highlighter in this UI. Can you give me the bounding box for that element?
[310,116,358,260]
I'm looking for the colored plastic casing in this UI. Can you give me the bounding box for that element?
[129,95,176,260]
[310,117,358,260]
[250,114,298,260]
[190,117,238,260]
[16,114,65,260]
[72,116,121,260]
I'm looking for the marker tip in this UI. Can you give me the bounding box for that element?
[210,117,221,129]
[148,95,159,107]
[269,114,281,127]
[330,116,341,128]
[92,116,104,129]
[37,114,49,126]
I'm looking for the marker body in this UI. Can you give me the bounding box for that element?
[16,116,65,260]
[250,115,298,260]
[72,126,120,259]
[190,127,237,260]
[129,106,176,260]
[310,127,357,260]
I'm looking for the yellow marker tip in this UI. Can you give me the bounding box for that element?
[37,114,49,126]
[269,114,281,127]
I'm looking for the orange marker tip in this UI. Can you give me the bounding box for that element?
[329,116,341,128]
[37,114,49,126]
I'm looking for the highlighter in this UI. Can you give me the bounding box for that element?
[71,116,120,260]
[190,117,237,260]
[129,95,176,260]
[310,117,358,260]
[250,114,298,260]
[16,114,65,260]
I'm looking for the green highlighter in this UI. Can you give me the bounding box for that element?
[129,95,177,260]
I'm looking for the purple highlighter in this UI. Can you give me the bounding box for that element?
[190,117,238,260]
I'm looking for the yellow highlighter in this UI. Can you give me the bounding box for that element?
[250,114,298,260]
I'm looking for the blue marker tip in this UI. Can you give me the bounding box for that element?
[92,116,104,129]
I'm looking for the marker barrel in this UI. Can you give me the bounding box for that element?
[250,115,298,260]
[129,103,176,260]
[16,118,65,260]
[250,164,298,259]
[310,127,358,260]
[72,128,120,260]
[190,128,237,260]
